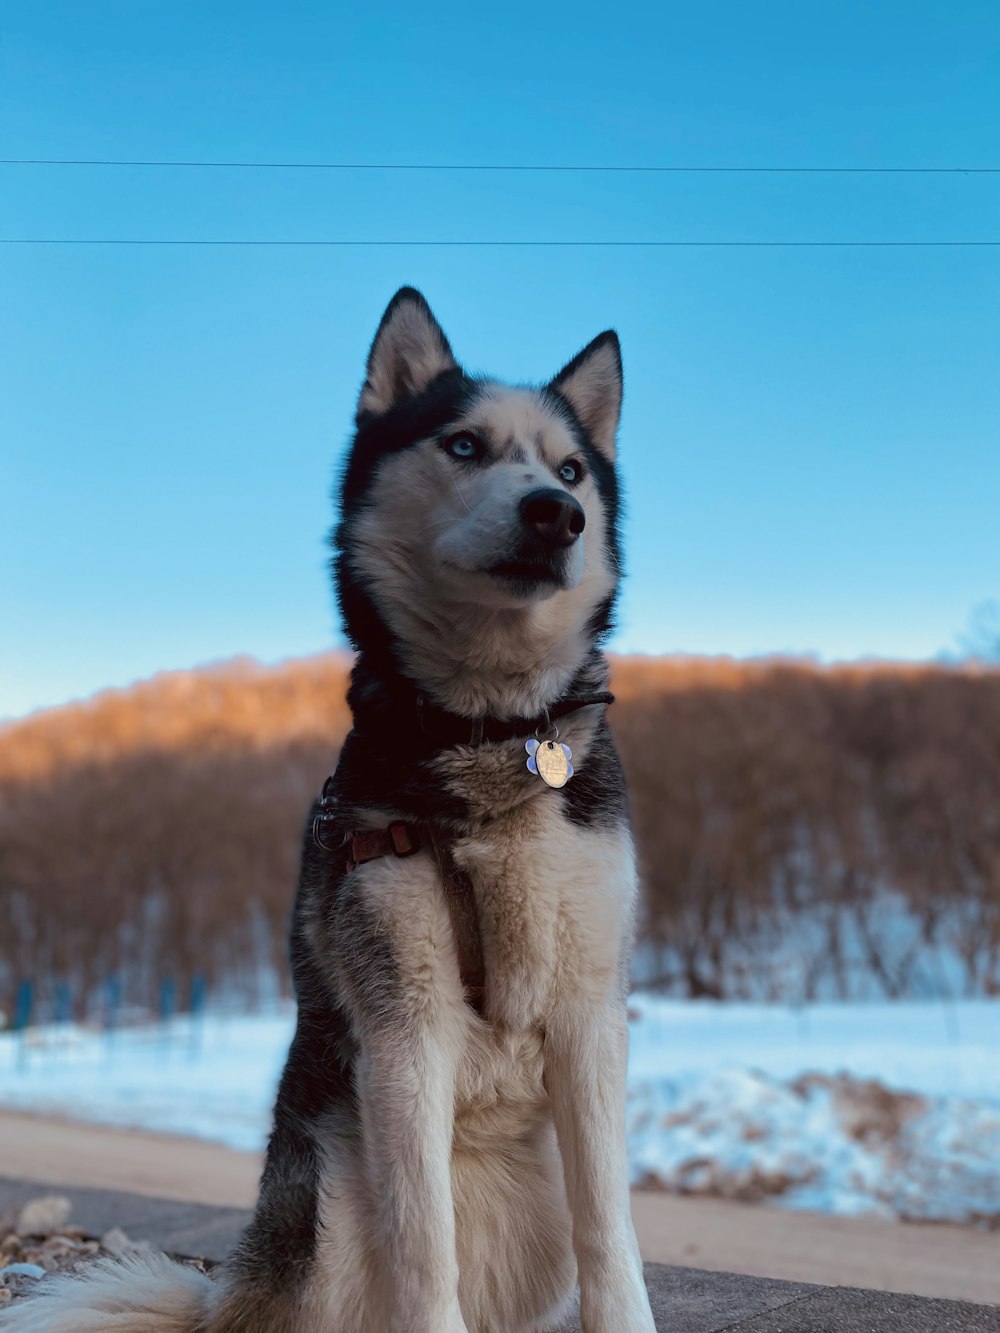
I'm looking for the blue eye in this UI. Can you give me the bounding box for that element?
[559,459,583,485]
[443,433,484,462]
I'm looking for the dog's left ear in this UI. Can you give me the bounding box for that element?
[548,331,623,460]
[357,287,458,420]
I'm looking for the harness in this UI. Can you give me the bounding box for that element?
[312,690,614,1017]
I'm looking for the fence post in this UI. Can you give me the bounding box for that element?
[158,977,176,1057]
[188,972,206,1059]
[104,974,122,1060]
[158,977,176,1025]
[13,980,33,1032]
[13,980,33,1071]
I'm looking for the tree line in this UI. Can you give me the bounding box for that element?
[1,654,998,1016]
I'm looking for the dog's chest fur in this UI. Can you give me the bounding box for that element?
[348,731,635,1129]
[452,792,633,1024]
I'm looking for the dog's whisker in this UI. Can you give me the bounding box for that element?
[451,474,474,514]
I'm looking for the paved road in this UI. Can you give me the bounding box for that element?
[1,1177,997,1332]
[2,1109,1000,1305]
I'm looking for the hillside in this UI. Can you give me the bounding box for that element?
[2,654,999,1013]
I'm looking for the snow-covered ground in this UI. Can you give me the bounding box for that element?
[627,997,1000,1223]
[2,997,998,1224]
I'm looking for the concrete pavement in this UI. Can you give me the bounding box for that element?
[1,1177,997,1331]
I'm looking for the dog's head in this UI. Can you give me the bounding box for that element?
[335,288,623,709]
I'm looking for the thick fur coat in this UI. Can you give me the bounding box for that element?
[5,290,655,1333]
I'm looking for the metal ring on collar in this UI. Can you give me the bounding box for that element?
[313,815,347,853]
[534,709,559,743]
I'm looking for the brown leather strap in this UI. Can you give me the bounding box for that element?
[319,818,486,1016]
[426,827,486,1016]
[344,820,423,870]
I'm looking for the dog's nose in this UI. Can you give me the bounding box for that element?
[519,488,586,547]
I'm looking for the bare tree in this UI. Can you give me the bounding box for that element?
[958,600,1000,663]
[3,653,1000,1011]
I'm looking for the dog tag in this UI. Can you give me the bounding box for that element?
[525,738,574,788]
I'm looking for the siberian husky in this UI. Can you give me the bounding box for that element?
[6,289,655,1332]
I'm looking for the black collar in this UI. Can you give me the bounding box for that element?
[414,690,615,747]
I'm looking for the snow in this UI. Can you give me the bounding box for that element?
[2,997,999,1223]
[626,996,1000,1101]
[627,998,1000,1222]
[0,1011,293,1152]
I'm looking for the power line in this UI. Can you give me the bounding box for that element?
[2,158,1000,174]
[2,238,998,247]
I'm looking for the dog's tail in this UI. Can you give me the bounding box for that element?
[0,1250,213,1332]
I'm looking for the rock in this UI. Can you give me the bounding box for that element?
[15,1196,72,1238]
[1,1271,49,1300]
[100,1226,132,1255]
[100,1226,151,1257]
[0,1262,46,1280]
[0,1205,190,1308]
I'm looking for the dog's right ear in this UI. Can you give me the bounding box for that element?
[356,288,458,421]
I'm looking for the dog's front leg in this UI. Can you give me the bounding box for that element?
[545,1002,655,1333]
[357,1024,469,1333]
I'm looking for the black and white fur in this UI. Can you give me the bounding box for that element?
[5,290,655,1333]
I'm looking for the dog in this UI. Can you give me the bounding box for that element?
[6,289,655,1332]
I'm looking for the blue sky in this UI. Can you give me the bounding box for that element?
[2,1,999,719]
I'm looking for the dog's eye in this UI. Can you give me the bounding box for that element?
[558,459,584,485]
[442,433,485,462]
